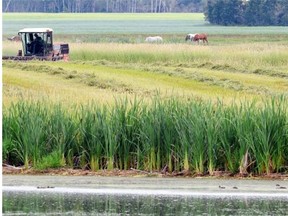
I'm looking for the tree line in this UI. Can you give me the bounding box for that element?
[205,0,288,26]
[3,0,204,13]
[4,0,288,26]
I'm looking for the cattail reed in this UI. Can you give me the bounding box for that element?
[3,96,288,175]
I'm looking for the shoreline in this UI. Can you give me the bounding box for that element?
[2,166,288,180]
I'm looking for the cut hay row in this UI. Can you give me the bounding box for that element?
[3,96,288,175]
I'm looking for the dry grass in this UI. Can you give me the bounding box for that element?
[3,66,121,107]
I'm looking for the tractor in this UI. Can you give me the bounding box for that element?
[3,28,69,61]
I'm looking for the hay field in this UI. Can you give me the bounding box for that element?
[3,12,288,115]
[3,41,288,106]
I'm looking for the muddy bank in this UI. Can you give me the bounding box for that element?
[3,174,288,197]
[3,165,288,179]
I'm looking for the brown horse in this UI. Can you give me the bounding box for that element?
[193,33,208,44]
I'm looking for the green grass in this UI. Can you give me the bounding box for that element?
[3,13,288,36]
[2,13,205,35]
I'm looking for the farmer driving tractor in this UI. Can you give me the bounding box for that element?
[27,33,44,55]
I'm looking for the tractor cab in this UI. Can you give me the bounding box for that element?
[18,28,54,56]
[3,27,69,61]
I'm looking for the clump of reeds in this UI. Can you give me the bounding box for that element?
[3,96,288,175]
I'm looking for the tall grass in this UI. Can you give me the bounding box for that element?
[69,43,288,73]
[3,96,288,175]
[3,42,288,77]
[78,104,105,171]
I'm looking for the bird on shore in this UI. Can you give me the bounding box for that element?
[37,186,55,189]
[232,186,238,189]
[276,184,287,189]
[219,185,225,189]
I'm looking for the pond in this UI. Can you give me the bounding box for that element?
[3,175,288,215]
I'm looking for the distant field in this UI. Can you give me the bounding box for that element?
[2,13,205,35]
[3,13,288,36]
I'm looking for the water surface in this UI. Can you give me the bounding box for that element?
[3,175,288,215]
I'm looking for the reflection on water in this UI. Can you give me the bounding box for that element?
[3,191,288,215]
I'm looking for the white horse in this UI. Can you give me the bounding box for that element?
[145,36,163,43]
[185,33,196,41]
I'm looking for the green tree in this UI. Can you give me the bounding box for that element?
[205,0,244,25]
[221,0,244,25]
[205,0,287,26]
[261,0,277,25]
[244,0,264,25]
[278,0,288,25]
[205,0,225,25]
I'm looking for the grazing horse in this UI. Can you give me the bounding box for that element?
[145,36,163,43]
[185,34,196,41]
[193,33,208,44]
